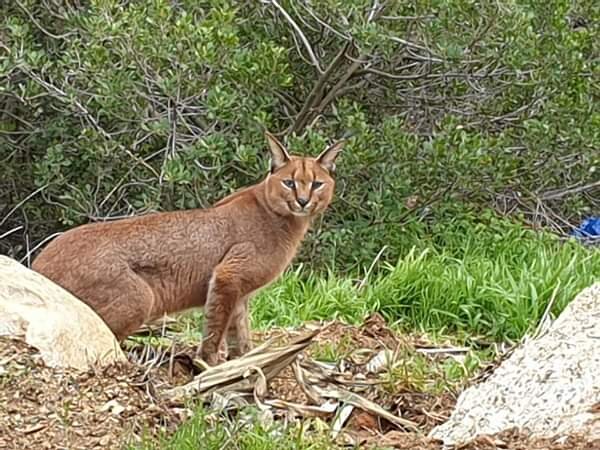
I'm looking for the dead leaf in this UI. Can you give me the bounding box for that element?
[331,403,354,438]
[312,384,420,432]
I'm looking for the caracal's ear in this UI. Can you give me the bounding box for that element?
[265,131,291,173]
[317,140,345,173]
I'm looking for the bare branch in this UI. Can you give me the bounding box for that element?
[19,232,62,264]
[297,2,350,40]
[359,66,431,80]
[269,0,323,73]
[0,184,48,229]
[539,180,600,201]
[314,56,368,114]
[380,14,436,21]
[366,0,381,23]
[386,35,443,59]
[291,40,352,134]
[0,226,23,241]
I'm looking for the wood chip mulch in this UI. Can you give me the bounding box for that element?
[0,337,184,450]
[1,315,599,450]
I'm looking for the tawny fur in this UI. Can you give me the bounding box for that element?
[31,132,344,365]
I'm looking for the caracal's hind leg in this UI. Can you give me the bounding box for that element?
[94,269,156,341]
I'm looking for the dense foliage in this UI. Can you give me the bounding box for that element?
[1,0,598,268]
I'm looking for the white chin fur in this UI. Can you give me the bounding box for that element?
[290,210,311,217]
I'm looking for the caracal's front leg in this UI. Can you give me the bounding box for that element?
[201,244,259,366]
[226,295,253,359]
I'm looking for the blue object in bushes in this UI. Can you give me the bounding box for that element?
[571,217,600,240]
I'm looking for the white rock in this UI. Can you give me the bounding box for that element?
[430,283,600,445]
[0,255,126,370]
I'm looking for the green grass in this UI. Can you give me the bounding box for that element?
[378,345,495,395]
[252,217,599,342]
[309,334,356,362]
[130,407,339,450]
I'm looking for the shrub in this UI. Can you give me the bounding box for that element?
[1,1,597,268]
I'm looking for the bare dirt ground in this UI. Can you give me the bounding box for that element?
[1,316,599,450]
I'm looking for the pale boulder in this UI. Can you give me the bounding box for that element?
[430,283,600,445]
[0,255,126,370]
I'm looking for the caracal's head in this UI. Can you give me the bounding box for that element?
[263,131,344,218]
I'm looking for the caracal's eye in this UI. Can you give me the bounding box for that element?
[312,180,324,189]
[282,179,295,189]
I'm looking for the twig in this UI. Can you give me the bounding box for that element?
[298,2,350,40]
[270,0,323,73]
[23,67,160,179]
[387,35,442,58]
[366,0,381,23]
[0,226,23,241]
[380,15,436,21]
[0,184,48,229]
[360,66,431,80]
[194,160,220,171]
[19,232,62,264]
[14,0,76,40]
